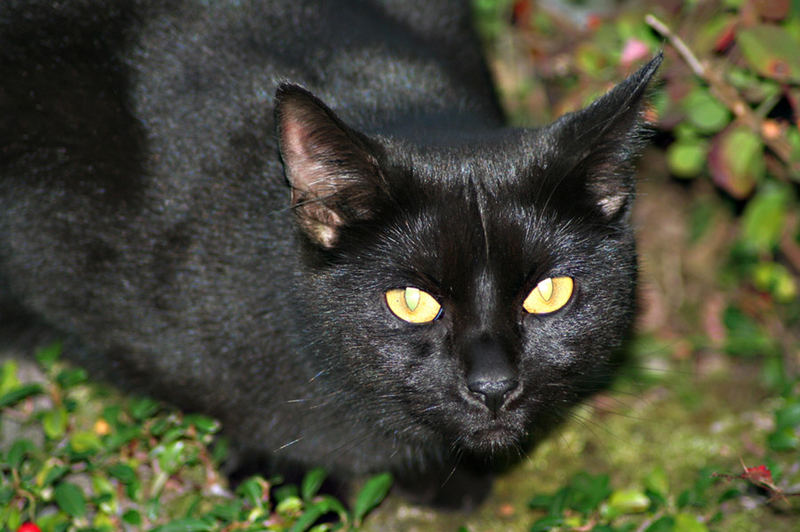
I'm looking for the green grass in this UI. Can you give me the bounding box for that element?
[0,344,391,531]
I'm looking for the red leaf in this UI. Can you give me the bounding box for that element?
[586,14,603,31]
[740,464,774,486]
[708,125,764,199]
[511,0,532,27]
[713,22,737,52]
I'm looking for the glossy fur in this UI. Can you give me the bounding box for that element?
[0,0,660,501]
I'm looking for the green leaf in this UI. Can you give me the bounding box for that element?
[604,489,650,516]
[764,456,784,482]
[737,25,800,83]
[92,473,115,497]
[565,472,611,514]
[154,441,187,474]
[211,435,229,463]
[679,467,717,508]
[644,467,670,498]
[35,341,63,369]
[0,484,14,505]
[208,500,243,522]
[0,383,43,409]
[236,476,269,508]
[543,486,569,516]
[0,360,20,395]
[39,463,70,487]
[289,501,329,532]
[722,306,776,357]
[315,494,347,518]
[301,468,327,501]
[105,425,141,451]
[674,513,709,532]
[150,417,171,437]
[69,431,103,454]
[129,397,160,420]
[768,426,799,451]
[42,406,69,439]
[276,495,304,516]
[667,140,708,178]
[54,481,87,517]
[530,514,566,532]
[683,87,730,134]
[775,401,800,429]
[101,405,122,426]
[717,487,743,504]
[121,511,142,526]
[740,184,792,253]
[752,262,798,303]
[761,355,791,393]
[352,472,392,525]
[108,463,138,484]
[55,367,88,389]
[528,493,556,510]
[4,507,22,532]
[646,516,676,532]
[6,438,35,469]
[183,414,220,435]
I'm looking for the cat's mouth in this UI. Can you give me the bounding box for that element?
[456,419,526,455]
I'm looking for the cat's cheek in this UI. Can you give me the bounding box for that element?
[519,314,580,369]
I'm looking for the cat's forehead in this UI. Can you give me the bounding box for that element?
[379,128,585,226]
[372,129,614,283]
[377,166,584,283]
[390,128,545,189]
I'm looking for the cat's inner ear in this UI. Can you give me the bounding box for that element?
[274,84,383,248]
[549,53,662,219]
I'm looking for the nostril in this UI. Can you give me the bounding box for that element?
[468,377,518,412]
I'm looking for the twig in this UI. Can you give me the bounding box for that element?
[644,15,704,77]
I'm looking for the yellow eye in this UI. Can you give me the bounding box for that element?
[385,287,442,323]
[523,276,574,315]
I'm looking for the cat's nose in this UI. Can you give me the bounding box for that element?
[468,375,518,413]
[465,338,519,413]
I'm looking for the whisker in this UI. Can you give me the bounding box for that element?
[274,437,303,452]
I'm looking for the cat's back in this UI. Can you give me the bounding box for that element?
[0,0,502,237]
[0,0,501,135]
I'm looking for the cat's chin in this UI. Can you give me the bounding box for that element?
[456,422,526,457]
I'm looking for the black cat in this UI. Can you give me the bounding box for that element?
[0,0,660,506]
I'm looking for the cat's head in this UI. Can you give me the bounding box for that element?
[274,55,661,460]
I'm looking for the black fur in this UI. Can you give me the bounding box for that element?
[0,0,660,504]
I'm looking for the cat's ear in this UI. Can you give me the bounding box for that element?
[274,84,384,248]
[549,53,662,219]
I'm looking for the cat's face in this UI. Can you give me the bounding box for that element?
[275,55,660,458]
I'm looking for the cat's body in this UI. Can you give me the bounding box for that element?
[0,0,659,502]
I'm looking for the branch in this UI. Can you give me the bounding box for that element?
[645,14,797,171]
[644,15,705,77]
